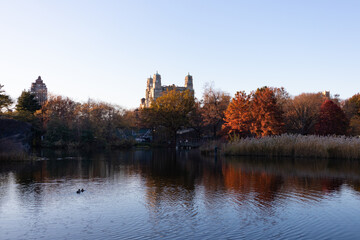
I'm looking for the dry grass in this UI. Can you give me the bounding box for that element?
[200,140,224,155]
[202,134,360,159]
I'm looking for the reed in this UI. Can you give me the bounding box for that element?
[204,134,360,159]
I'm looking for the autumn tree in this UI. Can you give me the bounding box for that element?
[250,87,284,136]
[36,95,79,146]
[0,84,13,113]
[35,95,130,147]
[16,90,41,113]
[349,117,360,136]
[315,100,348,135]
[223,91,251,137]
[79,100,125,144]
[343,93,360,118]
[144,89,195,145]
[37,95,78,126]
[201,85,230,138]
[283,93,324,134]
[223,87,284,137]
[122,109,141,129]
[343,93,360,135]
[189,100,204,138]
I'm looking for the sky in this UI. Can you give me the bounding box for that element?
[1,0,359,109]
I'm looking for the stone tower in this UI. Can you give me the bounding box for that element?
[145,76,153,106]
[152,72,162,100]
[185,73,193,90]
[30,76,48,106]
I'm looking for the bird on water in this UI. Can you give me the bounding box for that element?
[76,188,85,194]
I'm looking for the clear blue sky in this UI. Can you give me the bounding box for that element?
[1,0,359,108]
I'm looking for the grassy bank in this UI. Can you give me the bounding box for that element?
[201,134,360,159]
[0,139,29,161]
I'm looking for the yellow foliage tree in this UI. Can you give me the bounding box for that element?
[143,89,195,145]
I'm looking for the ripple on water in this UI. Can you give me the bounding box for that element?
[2,152,360,240]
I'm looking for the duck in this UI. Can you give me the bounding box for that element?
[76,189,81,194]
[81,188,85,192]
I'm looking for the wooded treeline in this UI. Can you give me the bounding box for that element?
[1,83,360,149]
[1,86,134,148]
[139,86,359,143]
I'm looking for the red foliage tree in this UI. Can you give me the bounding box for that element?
[315,100,348,135]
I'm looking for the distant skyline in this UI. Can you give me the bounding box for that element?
[1,0,359,109]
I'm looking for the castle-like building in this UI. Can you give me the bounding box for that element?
[140,72,194,108]
[30,76,48,105]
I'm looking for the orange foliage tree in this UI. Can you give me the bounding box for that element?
[250,87,284,136]
[223,87,284,137]
[223,91,251,137]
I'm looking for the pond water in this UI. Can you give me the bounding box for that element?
[1,149,360,240]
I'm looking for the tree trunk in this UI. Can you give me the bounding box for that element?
[173,130,177,148]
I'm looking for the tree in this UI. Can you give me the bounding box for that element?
[36,95,127,147]
[36,95,80,146]
[37,95,78,126]
[250,87,284,136]
[16,90,41,113]
[80,100,125,143]
[349,116,360,136]
[122,109,140,129]
[201,85,230,138]
[0,84,13,113]
[144,89,195,145]
[223,91,251,137]
[223,87,284,137]
[189,100,204,138]
[283,93,324,134]
[343,94,360,136]
[343,93,360,119]
[315,100,348,135]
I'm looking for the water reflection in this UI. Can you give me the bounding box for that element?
[1,150,360,239]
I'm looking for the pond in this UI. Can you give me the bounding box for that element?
[1,149,360,239]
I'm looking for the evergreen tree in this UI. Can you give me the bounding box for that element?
[0,84,13,113]
[16,91,41,113]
